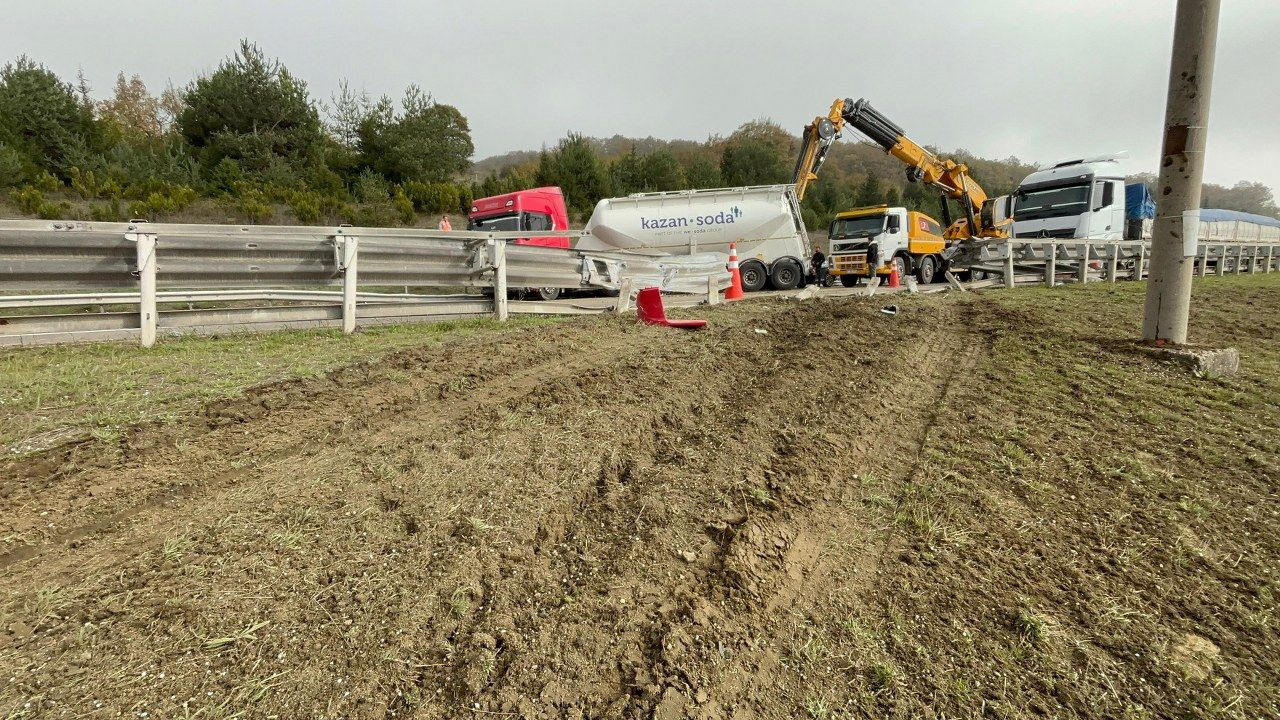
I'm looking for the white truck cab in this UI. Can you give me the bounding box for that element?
[1013,156,1126,241]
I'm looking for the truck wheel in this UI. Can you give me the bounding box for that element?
[916,256,936,285]
[537,287,561,301]
[739,260,768,292]
[839,275,859,288]
[894,255,911,279]
[769,259,803,291]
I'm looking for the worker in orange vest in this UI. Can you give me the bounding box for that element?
[438,215,452,231]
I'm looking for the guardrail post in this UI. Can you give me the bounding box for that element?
[1134,243,1146,280]
[1076,242,1090,284]
[1236,245,1245,274]
[613,278,633,313]
[1267,245,1274,274]
[1107,242,1119,283]
[491,236,508,321]
[129,232,158,347]
[706,275,720,305]
[1003,242,1015,289]
[1250,245,1259,274]
[1045,243,1056,287]
[337,236,359,333]
[1197,244,1208,277]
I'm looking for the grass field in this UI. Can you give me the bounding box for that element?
[0,316,555,453]
[1,273,1277,718]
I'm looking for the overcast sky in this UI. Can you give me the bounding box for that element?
[8,0,1279,194]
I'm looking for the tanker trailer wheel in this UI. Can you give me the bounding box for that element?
[769,258,803,291]
[537,287,561,301]
[915,255,937,285]
[839,275,859,288]
[739,260,768,292]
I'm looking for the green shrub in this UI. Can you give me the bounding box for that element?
[393,186,415,225]
[12,186,44,214]
[126,183,197,220]
[69,167,99,198]
[0,143,25,188]
[456,184,473,215]
[403,180,459,214]
[31,170,60,193]
[349,201,395,228]
[208,157,245,193]
[98,177,123,199]
[224,183,272,224]
[36,200,70,220]
[89,198,123,222]
[286,189,322,224]
[353,169,388,204]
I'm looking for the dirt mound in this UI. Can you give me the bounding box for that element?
[3,277,1279,718]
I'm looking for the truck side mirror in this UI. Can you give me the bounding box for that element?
[887,215,901,233]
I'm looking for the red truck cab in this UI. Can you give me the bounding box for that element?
[467,186,572,248]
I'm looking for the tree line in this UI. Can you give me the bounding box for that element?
[2,41,1275,230]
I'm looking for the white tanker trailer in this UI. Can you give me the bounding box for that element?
[575,185,814,291]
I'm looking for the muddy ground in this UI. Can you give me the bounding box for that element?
[2,277,1278,719]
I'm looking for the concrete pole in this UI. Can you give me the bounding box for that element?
[491,237,509,321]
[133,233,158,348]
[341,236,359,334]
[1142,0,1220,344]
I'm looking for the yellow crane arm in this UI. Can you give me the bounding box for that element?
[792,100,847,201]
[794,97,1012,240]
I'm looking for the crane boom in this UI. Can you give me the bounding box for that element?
[793,97,1012,241]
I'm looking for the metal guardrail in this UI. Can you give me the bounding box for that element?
[0,220,731,347]
[959,238,1280,288]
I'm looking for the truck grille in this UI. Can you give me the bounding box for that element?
[1015,228,1077,239]
[832,253,869,275]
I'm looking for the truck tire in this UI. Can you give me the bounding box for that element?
[739,260,768,292]
[893,254,911,280]
[769,258,803,291]
[839,275,859,288]
[916,256,937,285]
[537,287,561,301]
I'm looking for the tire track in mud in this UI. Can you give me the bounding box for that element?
[0,320,657,573]
[418,299,988,719]
[0,295,988,719]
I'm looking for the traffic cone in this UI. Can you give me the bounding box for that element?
[888,265,901,288]
[725,243,745,301]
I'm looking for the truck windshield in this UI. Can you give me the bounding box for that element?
[1015,183,1091,220]
[469,213,520,231]
[830,215,885,239]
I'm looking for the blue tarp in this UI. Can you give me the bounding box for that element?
[1198,208,1280,228]
[1125,183,1280,227]
[1125,183,1155,220]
